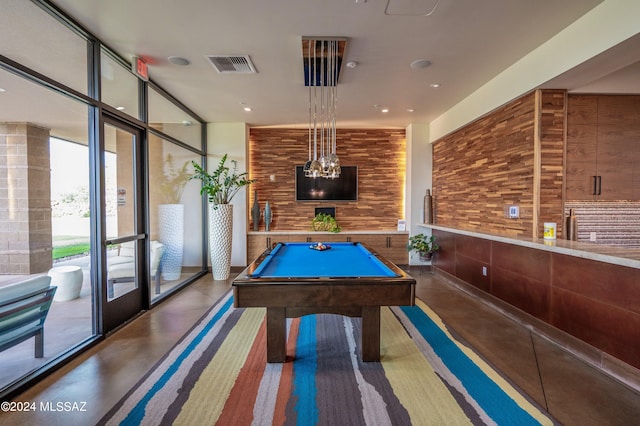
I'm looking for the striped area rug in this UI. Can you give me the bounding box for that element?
[99,291,556,425]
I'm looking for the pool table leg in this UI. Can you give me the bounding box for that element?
[361,306,381,362]
[266,307,286,363]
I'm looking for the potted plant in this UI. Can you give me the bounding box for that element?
[158,154,191,280]
[190,154,254,280]
[160,154,191,204]
[407,233,439,261]
[310,212,341,233]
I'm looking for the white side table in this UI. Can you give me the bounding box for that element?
[48,265,83,302]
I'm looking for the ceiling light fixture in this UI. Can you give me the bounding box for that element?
[385,0,441,16]
[243,107,252,112]
[429,83,441,88]
[168,56,190,66]
[410,59,432,69]
[302,37,346,179]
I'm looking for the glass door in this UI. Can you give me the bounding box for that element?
[102,117,148,332]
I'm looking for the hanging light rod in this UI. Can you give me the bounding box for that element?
[301,37,348,87]
[301,37,347,179]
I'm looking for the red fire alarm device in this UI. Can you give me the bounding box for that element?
[132,56,149,81]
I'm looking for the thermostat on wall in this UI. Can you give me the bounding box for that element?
[508,205,519,219]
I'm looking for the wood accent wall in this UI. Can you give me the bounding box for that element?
[537,90,567,238]
[249,128,406,231]
[432,90,566,238]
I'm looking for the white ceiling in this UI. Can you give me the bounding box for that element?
[2,0,639,137]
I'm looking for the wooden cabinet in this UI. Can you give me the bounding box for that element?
[247,232,409,265]
[246,234,273,263]
[354,234,408,264]
[566,95,640,201]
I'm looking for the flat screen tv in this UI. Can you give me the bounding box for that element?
[295,166,358,201]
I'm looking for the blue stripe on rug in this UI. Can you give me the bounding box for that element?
[121,294,234,426]
[400,305,541,426]
[292,315,319,426]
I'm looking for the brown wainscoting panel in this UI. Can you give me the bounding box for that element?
[432,229,455,275]
[552,253,640,316]
[492,241,551,279]
[455,253,490,292]
[491,265,551,322]
[453,234,491,292]
[454,233,491,263]
[490,241,552,321]
[551,287,640,370]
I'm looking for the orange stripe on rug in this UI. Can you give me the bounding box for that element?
[216,316,268,425]
[273,318,300,425]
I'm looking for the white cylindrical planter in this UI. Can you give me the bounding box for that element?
[159,204,184,280]
[208,203,234,280]
[49,265,83,302]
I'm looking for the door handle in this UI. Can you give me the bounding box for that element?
[597,175,602,195]
[592,176,597,196]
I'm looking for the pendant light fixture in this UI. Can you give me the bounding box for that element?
[302,37,346,179]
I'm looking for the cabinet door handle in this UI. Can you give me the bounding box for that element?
[597,175,602,195]
[592,176,598,196]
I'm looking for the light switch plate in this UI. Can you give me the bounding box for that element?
[508,205,519,218]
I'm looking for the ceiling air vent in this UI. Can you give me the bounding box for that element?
[206,55,257,74]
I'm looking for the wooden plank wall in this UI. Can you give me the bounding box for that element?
[432,90,566,238]
[248,128,406,231]
[537,90,567,238]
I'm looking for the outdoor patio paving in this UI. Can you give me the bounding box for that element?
[0,254,190,390]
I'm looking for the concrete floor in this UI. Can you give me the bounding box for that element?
[1,269,639,425]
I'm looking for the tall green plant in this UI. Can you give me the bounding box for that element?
[160,154,191,204]
[190,154,255,207]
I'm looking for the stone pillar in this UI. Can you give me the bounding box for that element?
[0,123,53,274]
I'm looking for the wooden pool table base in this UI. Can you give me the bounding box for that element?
[266,305,381,362]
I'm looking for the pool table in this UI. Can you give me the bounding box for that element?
[232,241,416,362]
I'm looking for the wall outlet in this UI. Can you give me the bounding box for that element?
[590,232,597,242]
[482,266,487,276]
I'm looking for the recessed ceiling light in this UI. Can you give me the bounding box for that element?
[346,61,358,68]
[0,87,6,92]
[116,106,125,110]
[381,108,389,113]
[407,109,414,113]
[243,107,252,112]
[429,83,441,88]
[168,56,191,66]
[410,59,432,69]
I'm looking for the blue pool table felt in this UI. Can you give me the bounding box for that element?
[248,242,400,278]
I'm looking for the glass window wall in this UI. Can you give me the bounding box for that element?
[0,0,206,399]
[101,49,140,120]
[149,86,202,150]
[148,133,203,300]
[0,66,93,390]
[0,0,88,95]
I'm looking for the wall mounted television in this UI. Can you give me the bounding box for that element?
[295,166,358,201]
